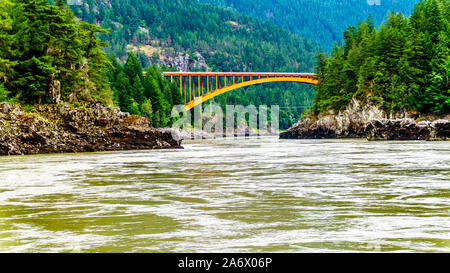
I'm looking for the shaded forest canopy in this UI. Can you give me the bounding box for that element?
[200,0,420,50]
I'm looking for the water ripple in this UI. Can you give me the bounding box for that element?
[0,137,449,252]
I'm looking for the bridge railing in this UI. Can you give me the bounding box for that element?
[160,72,317,110]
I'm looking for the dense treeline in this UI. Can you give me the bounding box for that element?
[108,52,183,127]
[0,0,183,128]
[0,0,111,104]
[312,0,449,115]
[4,0,443,132]
[201,0,420,50]
[70,0,318,129]
[70,0,316,71]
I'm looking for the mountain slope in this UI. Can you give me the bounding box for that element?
[70,0,319,128]
[200,0,420,50]
[70,0,317,71]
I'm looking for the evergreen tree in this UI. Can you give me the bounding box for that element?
[1,0,112,104]
[9,0,59,103]
[124,53,143,83]
[311,0,449,115]
[114,70,138,115]
[140,98,153,119]
[0,0,14,85]
[131,75,145,104]
[107,53,183,127]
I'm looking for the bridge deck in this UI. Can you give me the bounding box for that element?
[162,72,317,110]
[163,72,316,77]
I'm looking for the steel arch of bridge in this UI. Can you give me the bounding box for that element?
[162,72,318,111]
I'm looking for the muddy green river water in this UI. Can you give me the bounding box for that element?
[0,137,449,252]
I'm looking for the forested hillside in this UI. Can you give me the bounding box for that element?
[0,0,111,105]
[0,0,184,129]
[108,53,183,127]
[312,0,449,115]
[70,0,319,129]
[3,0,443,131]
[201,0,420,50]
[70,0,316,70]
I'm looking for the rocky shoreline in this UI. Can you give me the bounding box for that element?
[0,102,183,156]
[280,99,450,141]
[164,128,279,141]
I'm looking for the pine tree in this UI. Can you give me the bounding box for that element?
[140,99,153,119]
[9,0,58,103]
[310,0,448,115]
[3,0,111,104]
[131,75,145,104]
[124,53,143,83]
[115,70,139,115]
[0,0,14,86]
[170,82,184,106]
[143,72,167,127]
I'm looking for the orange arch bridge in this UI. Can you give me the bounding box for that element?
[163,72,318,111]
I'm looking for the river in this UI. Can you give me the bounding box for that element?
[0,137,449,252]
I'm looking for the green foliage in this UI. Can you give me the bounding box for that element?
[312,0,449,115]
[109,53,183,127]
[200,0,420,50]
[0,83,7,102]
[0,0,112,105]
[0,0,15,83]
[71,0,319,129]
[140,99,153,119]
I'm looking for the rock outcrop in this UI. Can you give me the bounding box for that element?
[155,51,209,72]
[0,102,183,156]
[280,99,450,141]
[365,119,450,141]
[280,99,387,139]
